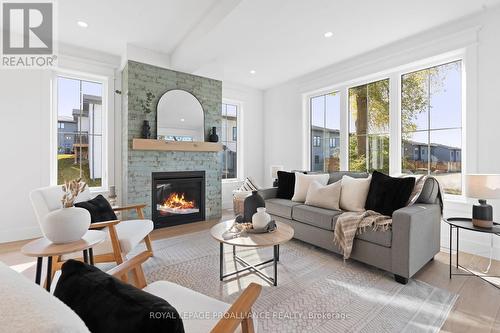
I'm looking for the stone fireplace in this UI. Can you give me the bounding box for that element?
[121,60,222,222]
[152,171,205,228]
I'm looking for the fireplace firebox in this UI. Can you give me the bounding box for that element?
[152,171,205,228]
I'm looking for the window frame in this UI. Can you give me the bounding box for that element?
[308,90,342,172]
[304,50,467,200]
[221,99,243,183]
[50,71,109,192]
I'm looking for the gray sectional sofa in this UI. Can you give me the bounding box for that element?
[258,171,442,284]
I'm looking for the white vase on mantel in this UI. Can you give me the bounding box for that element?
[41,207,90,244]
[252,207,271,229]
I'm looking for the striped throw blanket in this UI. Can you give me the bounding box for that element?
[333,210,392,259]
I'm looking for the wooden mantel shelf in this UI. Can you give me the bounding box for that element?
[132,138,223,152]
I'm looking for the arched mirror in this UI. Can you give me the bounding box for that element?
[156,89,204,141]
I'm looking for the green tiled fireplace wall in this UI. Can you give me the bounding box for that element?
[122,60,222,220]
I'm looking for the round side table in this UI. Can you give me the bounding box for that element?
[211,220,294,286]
[21,230,106,291]
[444,217,500,289]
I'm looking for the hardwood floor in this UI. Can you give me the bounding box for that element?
[1,209,499,333]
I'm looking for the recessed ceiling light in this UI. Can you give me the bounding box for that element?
[250,70,256,74]
[180,118,185,122]
[77,21,88,28]
[324,31,333,38]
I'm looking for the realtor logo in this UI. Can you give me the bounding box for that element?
[1,1,57,67]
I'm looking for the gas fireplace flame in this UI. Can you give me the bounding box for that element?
[162,192,195,210]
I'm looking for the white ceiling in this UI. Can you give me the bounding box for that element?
[58,0,500,89]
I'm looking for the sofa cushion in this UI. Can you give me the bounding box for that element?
[340,175,372,212]
[292,172,330,202]
[266,198,302,219]
[75,194,118,223]
[355,229,392,248]
[292,205,342,231]
[328,171,369,184]
[54,260,184,333]
[305,180,341,210]
[276,171,296,199]
[365,171,415,216]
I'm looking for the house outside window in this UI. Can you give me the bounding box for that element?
[55,76,104,188]
[221,103,238,180]
[310,91,340,172]
[401,60,462,194]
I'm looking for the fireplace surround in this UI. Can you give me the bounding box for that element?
[152,171,206,228]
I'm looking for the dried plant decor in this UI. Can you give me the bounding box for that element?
[61,178,87,208]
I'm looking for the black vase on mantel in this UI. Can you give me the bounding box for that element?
[208,126,219,142]
[141,120,151,139]
[243,191,265,222]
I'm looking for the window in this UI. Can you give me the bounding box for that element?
[56,76,104,188]
[329,137,335,148]
[221,103,238,179]
[349,79,389,173]
[310,91,340,172]
[401,61,462,194]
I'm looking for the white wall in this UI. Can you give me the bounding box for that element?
[263,7,500,259]
[222,82,265,209]
[0,45,120,243]
[0,70,51,242]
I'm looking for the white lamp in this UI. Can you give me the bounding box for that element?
[466,174,500,228]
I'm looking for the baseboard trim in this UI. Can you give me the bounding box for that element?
[0,226,41,244]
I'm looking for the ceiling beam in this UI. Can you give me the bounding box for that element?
[170,0,243,73]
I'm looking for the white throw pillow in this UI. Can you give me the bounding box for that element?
[305,180,341,210]
[340,175,372,212]
[292,172,329,202]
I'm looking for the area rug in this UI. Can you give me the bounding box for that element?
[136,231,457,333]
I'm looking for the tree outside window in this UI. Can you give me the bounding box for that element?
[348,79,390,173]
[401,61,462,194]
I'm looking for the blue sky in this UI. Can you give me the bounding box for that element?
[57,77,102,118]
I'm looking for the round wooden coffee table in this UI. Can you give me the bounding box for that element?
[210,220,294,286]
[21,230,106,291]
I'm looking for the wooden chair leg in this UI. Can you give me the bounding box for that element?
[144,234,153,255]
[241,316,255,333]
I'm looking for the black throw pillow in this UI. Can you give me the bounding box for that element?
[75,194,117,223]
[365,171,416,216]
[54,260,184,333]
[276,171,296,199]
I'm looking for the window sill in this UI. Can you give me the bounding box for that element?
[89,187,109,196]
[222,179,243,184]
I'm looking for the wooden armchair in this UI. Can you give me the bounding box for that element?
[108,251,262,333]
[30,186,154,282]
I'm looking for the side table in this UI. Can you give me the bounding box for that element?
[21,230,106,291]
[444,217,500,289]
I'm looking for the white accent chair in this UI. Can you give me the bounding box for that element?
[29,185,154,281]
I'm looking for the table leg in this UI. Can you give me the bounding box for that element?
[83,249,89,264]
[273,245,278,286]
[233,245,236,257]
[456,227,459,269]
[220,242,223,281]
[46,256,52,292]
[89,248,94,265]
[277,244,280,262]
[35,257,42,285]
[449,225,452,279]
